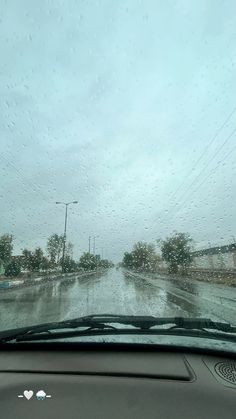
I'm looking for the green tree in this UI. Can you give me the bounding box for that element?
[122,252,134,269]
[22,247,48,272]
[78,252,97,271]
[100,258,112,269]
[122,242,159,272]
[22,249,32,270]
[31,248,45,271]
[132,242,156,271]
[62,255,77,273]
[148,253,162,272]
[5,259,21,277]
[161,232,193,273]
[47,234,64,264]
[41,256,51,271]
[0,234,13,267]
[65,241,74,258]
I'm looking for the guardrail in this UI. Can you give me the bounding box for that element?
[189,268,236,273]
[188,268,236,279]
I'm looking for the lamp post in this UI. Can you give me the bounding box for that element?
[93,236,99,255]
[55,201,78,271]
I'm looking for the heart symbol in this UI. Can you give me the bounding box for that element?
[24,390,33,400]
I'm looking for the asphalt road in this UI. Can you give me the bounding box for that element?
[0,268,236,331]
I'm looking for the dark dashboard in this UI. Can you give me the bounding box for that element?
[0,344,236,419]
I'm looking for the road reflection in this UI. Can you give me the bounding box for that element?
[0,268,235,331]
[123,272,200,317]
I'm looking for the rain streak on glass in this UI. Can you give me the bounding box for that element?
[0,0,235,350]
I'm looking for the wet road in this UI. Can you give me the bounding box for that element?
[0,268,236,331]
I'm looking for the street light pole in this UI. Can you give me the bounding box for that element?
[92,236,99,255]
[55,201,78,271]
[62,204,69,269]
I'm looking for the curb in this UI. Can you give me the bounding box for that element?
[0,269,106,291]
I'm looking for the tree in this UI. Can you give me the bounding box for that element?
[122,242,159,272]
[132,242,156,271]
[122,242,156,271]
[78,252,97,271]
[99,258,113,269]
[65,241,74,258]
[62,256,77,273]
[41,256,51,271]
[5,259,21,277]
[161,232,193,273]
[22,249,32,270]
[31,248,44,271]
[122,252,134,269]
[22,247,48,272]
[47,234,64,265]
[0,234,13,267]
[148,253,162,272]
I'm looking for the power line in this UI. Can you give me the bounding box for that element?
[169,106,236,204]
[218,142,236,165]
[172,125,236,214]
[171,127,236,219]
[190,140,236,199]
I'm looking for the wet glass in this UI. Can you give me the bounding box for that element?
[0,0,235,350]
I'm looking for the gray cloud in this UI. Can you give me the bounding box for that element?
[0,0,236,261]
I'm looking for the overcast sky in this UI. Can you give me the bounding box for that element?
[0,0,236,262]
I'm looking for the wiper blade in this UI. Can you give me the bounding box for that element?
[1,315,236,343]
[80,315,236,333]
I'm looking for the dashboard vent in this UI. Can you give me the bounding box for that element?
[214,362,236,385]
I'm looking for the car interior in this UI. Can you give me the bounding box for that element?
[1,343,236,419]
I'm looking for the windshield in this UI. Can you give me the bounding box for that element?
[0,0,236,352]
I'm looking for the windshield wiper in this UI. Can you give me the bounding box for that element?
[0,315,236,343]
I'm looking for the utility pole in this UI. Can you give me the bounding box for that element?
[101,247,104,259]
[93,236,96,255]
[89,236,91,254]
[55,201,78,271]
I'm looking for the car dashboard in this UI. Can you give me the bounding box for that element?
[0,344,236,419]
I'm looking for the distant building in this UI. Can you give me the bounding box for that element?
[191,243,236,270]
